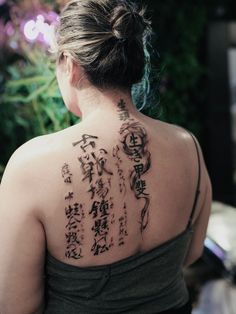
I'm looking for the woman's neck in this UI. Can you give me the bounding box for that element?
[75,85,138,121]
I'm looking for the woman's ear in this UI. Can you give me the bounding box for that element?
[65,56,80,86]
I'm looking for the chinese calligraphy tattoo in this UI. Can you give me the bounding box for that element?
[60,99,151,259]
[65,202,85,259]
[118,202,128,246]
[117,99,130,121]
[72,134,98,152]
[61,163,72,184]
[61,163,85,259]
[112,145,126,194]
[73,133,115,256]
[118,100,151,234]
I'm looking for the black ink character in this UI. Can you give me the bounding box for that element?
[87,184,96,199]
[96,178,109,199]
[133,163,144,178]
[65,244,83,259]
[62,163,71,176]
[78,155,95,183]
[61,163,72,184]
[64,177,72,183]
[119,119,151,234]
[66,217,80,230]
[118,210,128,246]
[91,149,113,176]
[73,134,98,152]
[87,178,110,200]
[132,148,142,163]
[92,217,109,237]
[135,180,149,197]
[113,145,126,194]
[89,201,100,218]
[91,236,109,256]
[64,202,85,260]
[117,99,130,121]
[65,203,84,231]
[89,200,110,218]
[65,192,74,201]
[117,99,126,111]
[65,232,82,245]
[65,203,82,220]
[120,121,149,160]
[99,199,109,217]
[129,132,142,148]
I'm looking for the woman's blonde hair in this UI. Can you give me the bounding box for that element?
[54,0,151,90]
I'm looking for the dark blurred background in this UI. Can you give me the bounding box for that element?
[1,0,236,207]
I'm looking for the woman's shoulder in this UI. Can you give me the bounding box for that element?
[7,126,75,165]
[158,120,194,138]
[145,117,199,148]
[6,134,55,167]
[1,130,68,185]
[160,122,210,195]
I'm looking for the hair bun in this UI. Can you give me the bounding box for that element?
[110,5,147,41]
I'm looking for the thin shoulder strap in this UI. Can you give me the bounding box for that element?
[186,130,201,229]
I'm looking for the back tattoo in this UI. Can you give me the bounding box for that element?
[61,99,151,259]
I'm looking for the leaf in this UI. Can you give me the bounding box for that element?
[7,76,49,88]
[43,105,61,132]
[14,115,30,129]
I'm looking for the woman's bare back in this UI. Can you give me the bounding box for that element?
[36,101,206,268]
[0,99,211,314]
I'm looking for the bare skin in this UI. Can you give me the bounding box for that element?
[0,58,212,313]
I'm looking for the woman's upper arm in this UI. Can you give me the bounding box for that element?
[0,145,46,314]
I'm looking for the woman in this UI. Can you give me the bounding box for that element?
[0,0,212,313]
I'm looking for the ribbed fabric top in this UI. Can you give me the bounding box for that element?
[44,226,193,314]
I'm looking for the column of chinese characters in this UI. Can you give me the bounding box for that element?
[112,145,126,194]
[65,202,85,259]
[118,101,151,234]
[117,99,130,121]
[61,163,72,183]
[112,143,129,246]
[89,197,115,255]
[61,163,85,259]
[73,134,115,256]
[118,202,128,246]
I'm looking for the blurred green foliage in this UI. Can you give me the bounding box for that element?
[3,46,78,134]
[1,0,235,177]
[0,45,78,175]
